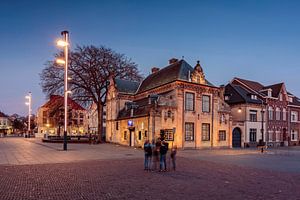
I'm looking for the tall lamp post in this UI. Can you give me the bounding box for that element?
[56,30,69,151]
[25,92,32,138]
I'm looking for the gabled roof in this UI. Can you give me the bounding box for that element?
[117,97,151,119]
[288,93,300,107]
[263,83,284,98]
[232,77,285,98]
[42,95,85,111]
[225,84,263,105]
[233,77,264,92]
[115,79,140,94]
[137,59,214,93]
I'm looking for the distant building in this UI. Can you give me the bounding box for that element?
[224,84,266,147]
[36,95,88,137]
[0,111,12,135]
[87,103,106,137]
[287,93,300,146]
[231,78,289,147]
[106,59,232,148]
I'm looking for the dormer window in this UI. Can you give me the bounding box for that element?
[267,89,272,97]
[251,95,257,100]
[289,97,293,103]
[224,95,230,101]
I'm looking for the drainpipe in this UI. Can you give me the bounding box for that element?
[211,94,214,148]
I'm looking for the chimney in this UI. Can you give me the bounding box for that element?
[151,67,160,74]
[169,58,178,64]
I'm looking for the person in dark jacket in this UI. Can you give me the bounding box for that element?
[159,140,169,171]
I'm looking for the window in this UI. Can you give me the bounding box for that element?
[291,111,298,122]
[250,128,257,142]
[138,131,142,140]
[202,123,210,141]
[251,95,257,100]
[218,130,226,141]
[124,131,127,140]
[291,130,298,141]
[279,93,283,101]
[275,107,280,121]
[268,107,273,120]
[185,123,194,141]
[164,129,174,141]
[268,131,273,142]
[249,110,257,122]
[283,108,286,121]
[202,95,210,113]
[116,121,119,130]
[144,130,147,137]
[185,93,195,111]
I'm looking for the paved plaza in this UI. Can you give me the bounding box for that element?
[1,138,300,199]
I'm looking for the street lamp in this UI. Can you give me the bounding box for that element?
[25,92,32,138]
[56,30,69,151]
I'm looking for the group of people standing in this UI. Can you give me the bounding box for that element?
[143,138,177,172]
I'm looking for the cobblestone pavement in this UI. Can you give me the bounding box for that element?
[0,158,299,200]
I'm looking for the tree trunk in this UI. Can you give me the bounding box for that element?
[97,102,103,143]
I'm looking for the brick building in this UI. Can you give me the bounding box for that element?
[36,95,88,137]
[231,78,289,147]
[106,58,232,148]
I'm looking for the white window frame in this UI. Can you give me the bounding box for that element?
[291,111,298,122]
[282,108,286,121]
[275,107,280,121]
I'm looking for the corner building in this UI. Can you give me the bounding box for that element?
[106,58,232,148]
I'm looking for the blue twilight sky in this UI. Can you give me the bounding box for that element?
[1,0,300,116]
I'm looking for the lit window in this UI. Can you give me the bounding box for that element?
[218,130,226,141]
[185,123,194,141]
[202,123,210,141]
[164,129,174,141]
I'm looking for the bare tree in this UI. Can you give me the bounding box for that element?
[40,45,142,142]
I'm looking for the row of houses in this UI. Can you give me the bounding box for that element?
[33,58,300,149]
[106,58,300,148]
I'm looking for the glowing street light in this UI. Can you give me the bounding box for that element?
[25,92,32,138]
[56,58,66,65]
[56,30,69,151]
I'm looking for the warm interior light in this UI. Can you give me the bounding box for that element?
[56,40,69,47]
[56,58,65,65]
[67,77,72,80]
[238,107,242,113]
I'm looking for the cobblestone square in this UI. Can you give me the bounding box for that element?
[0,138,300,200]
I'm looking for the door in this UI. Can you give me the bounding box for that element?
[232,128,242,148]
[129,130,134,147]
